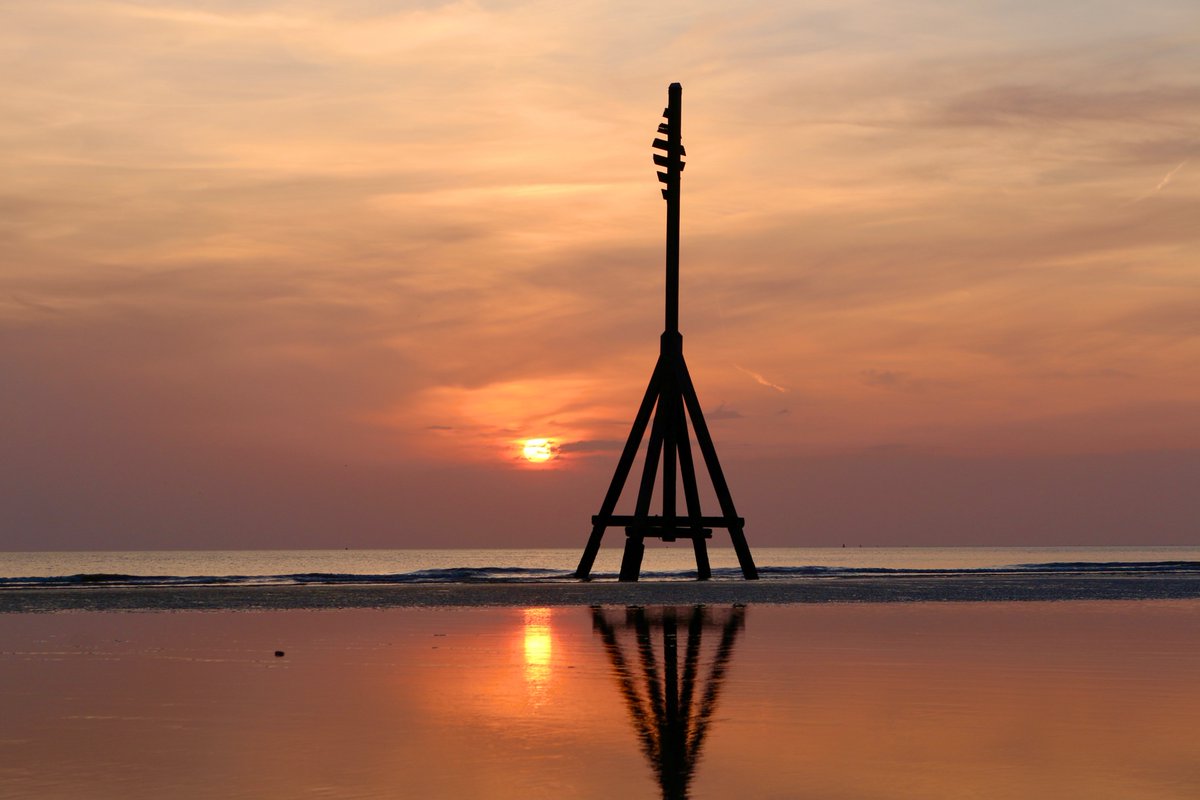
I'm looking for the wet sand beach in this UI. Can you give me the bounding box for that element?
[3,570,1200,613]
[3,599,1199,799]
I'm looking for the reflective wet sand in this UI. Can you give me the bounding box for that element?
[2,601,1198,798]
[5,571,1200,613]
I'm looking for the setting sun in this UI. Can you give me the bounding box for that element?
[521,439,555,463]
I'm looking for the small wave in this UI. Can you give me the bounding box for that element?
[751,561,1200,578]
[1006,561,1200,573]
[0,567,576,589]
[284,567,573,584]
[0,573,257,589]
[2,561,1197,590]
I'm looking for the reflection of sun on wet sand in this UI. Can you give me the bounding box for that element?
[522,607,553,703]
[591,605,745,800]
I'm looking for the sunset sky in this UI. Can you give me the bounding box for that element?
[4,0,1198,549]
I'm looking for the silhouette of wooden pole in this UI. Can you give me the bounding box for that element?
[575,83,758,582]
[665,82,681,336]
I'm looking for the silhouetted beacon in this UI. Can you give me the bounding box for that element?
[575,83,758,582]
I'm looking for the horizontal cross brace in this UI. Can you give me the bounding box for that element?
[625,527,711,542]
[594,514,744,528]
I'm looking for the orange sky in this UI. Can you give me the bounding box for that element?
[2,1,1197,548]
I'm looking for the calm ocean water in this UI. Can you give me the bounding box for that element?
[2,546,1198,588]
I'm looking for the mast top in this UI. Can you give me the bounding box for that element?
[654,83,685,334]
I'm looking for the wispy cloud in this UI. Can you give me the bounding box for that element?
[934,84,1200,126]
[708,403,744,420]
[735,364,787,393]
[1131,159,1189,203]
[861,369,908,388]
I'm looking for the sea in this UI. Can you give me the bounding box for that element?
[2,545,1198,588]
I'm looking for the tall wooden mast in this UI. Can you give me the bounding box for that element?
[574,83,758,582]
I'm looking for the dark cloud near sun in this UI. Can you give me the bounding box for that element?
[557,439,623,454]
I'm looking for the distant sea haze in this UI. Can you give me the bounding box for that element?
[3,546,1199,588]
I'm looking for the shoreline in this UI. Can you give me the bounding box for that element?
[4,573,1200,612]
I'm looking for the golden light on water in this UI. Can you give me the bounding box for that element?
[521,439,555,463]
[522,608,553,701]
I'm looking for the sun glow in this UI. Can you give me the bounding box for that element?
[522,438,555,462]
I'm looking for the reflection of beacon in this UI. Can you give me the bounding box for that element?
[591,605,746,799]
[523,608,553,702]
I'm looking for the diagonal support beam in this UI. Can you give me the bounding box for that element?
[575,358,663,579]
[674,400,711,580]
[674,356,758,580]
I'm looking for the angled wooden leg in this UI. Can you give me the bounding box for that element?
[675,356,758,579]
[576,359,664,579]
[618,389,673,583]
[660,371,677,534]
[620,407,667,583]
[634,398,668,518]
[575,522,609,581]
[675,398,710,580]
[725,521,756,580]
[619,533,646,582]
[691,537,711,581]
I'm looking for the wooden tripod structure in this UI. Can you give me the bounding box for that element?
[575,83,758,582]
[591,605,746,799]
